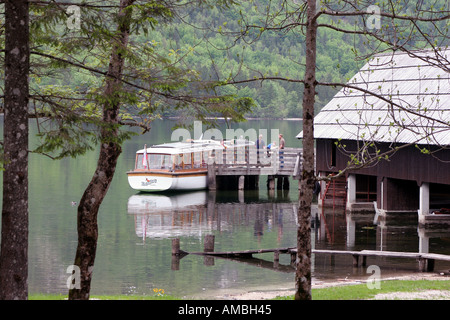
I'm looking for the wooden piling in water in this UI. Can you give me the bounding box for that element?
[273,251,280,268]
[207,157,216,191]
[268,175,275,190]
[172,238,180,255]
[171,237,450,274]
[283,176,290,189]
[277,176,290,190]
[204,147,301,191]
[171,238,181,270]
[274,251,280,262]
[204,234,215,253]
[238,176,245,190]
[352,254,359,267]
[203,234,215,266]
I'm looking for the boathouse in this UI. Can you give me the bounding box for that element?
[297,49,450,228]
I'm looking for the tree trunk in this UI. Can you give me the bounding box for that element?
[68,0,133,300]
[0,0,30,300]
[295,0,317,301]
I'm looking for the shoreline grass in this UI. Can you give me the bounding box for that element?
[29,279,450,300]
[277,279,450,300]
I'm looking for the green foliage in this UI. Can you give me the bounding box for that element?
[136,1,378,118]
[33,122,97,159]
[1,1,259,160]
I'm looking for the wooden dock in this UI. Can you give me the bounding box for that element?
[207,148,302,190]
[172,235,450,273]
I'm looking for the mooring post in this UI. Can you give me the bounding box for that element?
[204,234,215,253]
[274,250,280,262]
[418,258,426,272]
[172,238,180,255]
[273,251,280,268]
[171,256,180,270]
[290,252,297,265]
[203,234,215,266]
[352,254,359,267]
[171,238,181,270]
[418,257,434,272]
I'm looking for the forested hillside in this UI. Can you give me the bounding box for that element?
[152,0,449,119]
[22,0,449,119]
[141,3,369,118]
[29,1,369,119]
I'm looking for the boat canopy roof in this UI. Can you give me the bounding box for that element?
[136,139,254,155]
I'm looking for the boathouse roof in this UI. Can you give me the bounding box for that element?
[297,48,450,146]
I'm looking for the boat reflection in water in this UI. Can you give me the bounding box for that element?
[127,191,226,241]
[127,190,299,245]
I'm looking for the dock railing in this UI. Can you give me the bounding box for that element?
[209,147,302,177]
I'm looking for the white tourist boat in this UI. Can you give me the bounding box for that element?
[127,139,255,192]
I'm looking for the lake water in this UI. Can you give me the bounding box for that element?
[2,118,450,298]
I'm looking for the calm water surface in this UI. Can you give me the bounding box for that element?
[2,118,450,297]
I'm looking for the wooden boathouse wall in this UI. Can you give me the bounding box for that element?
[316,139,450,186]
[316,139,450,227]
[300,50,450,228]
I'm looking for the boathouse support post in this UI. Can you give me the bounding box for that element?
[418,228,431,273]
[418,182,430,225]
[347,174,356,210]
[419,235,429,254]
[238,176,245,190]
[346,218,356,247]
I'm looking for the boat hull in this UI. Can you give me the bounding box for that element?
[127,171,208,192]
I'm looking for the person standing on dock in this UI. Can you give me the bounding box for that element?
[279,134,285,149]
[256,134,266,164]
[279,134,285,168]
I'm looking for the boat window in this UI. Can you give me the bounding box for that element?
[183,153,192,169]
[135,153,172,170]
[194,152,202,168]
[175,154,183,170]
[161,154,172,169]
[149,154,172,170]
[136,153,146,169]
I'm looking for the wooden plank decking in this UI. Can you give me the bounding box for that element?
[207,148,302,190]
[209,148,302,177]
